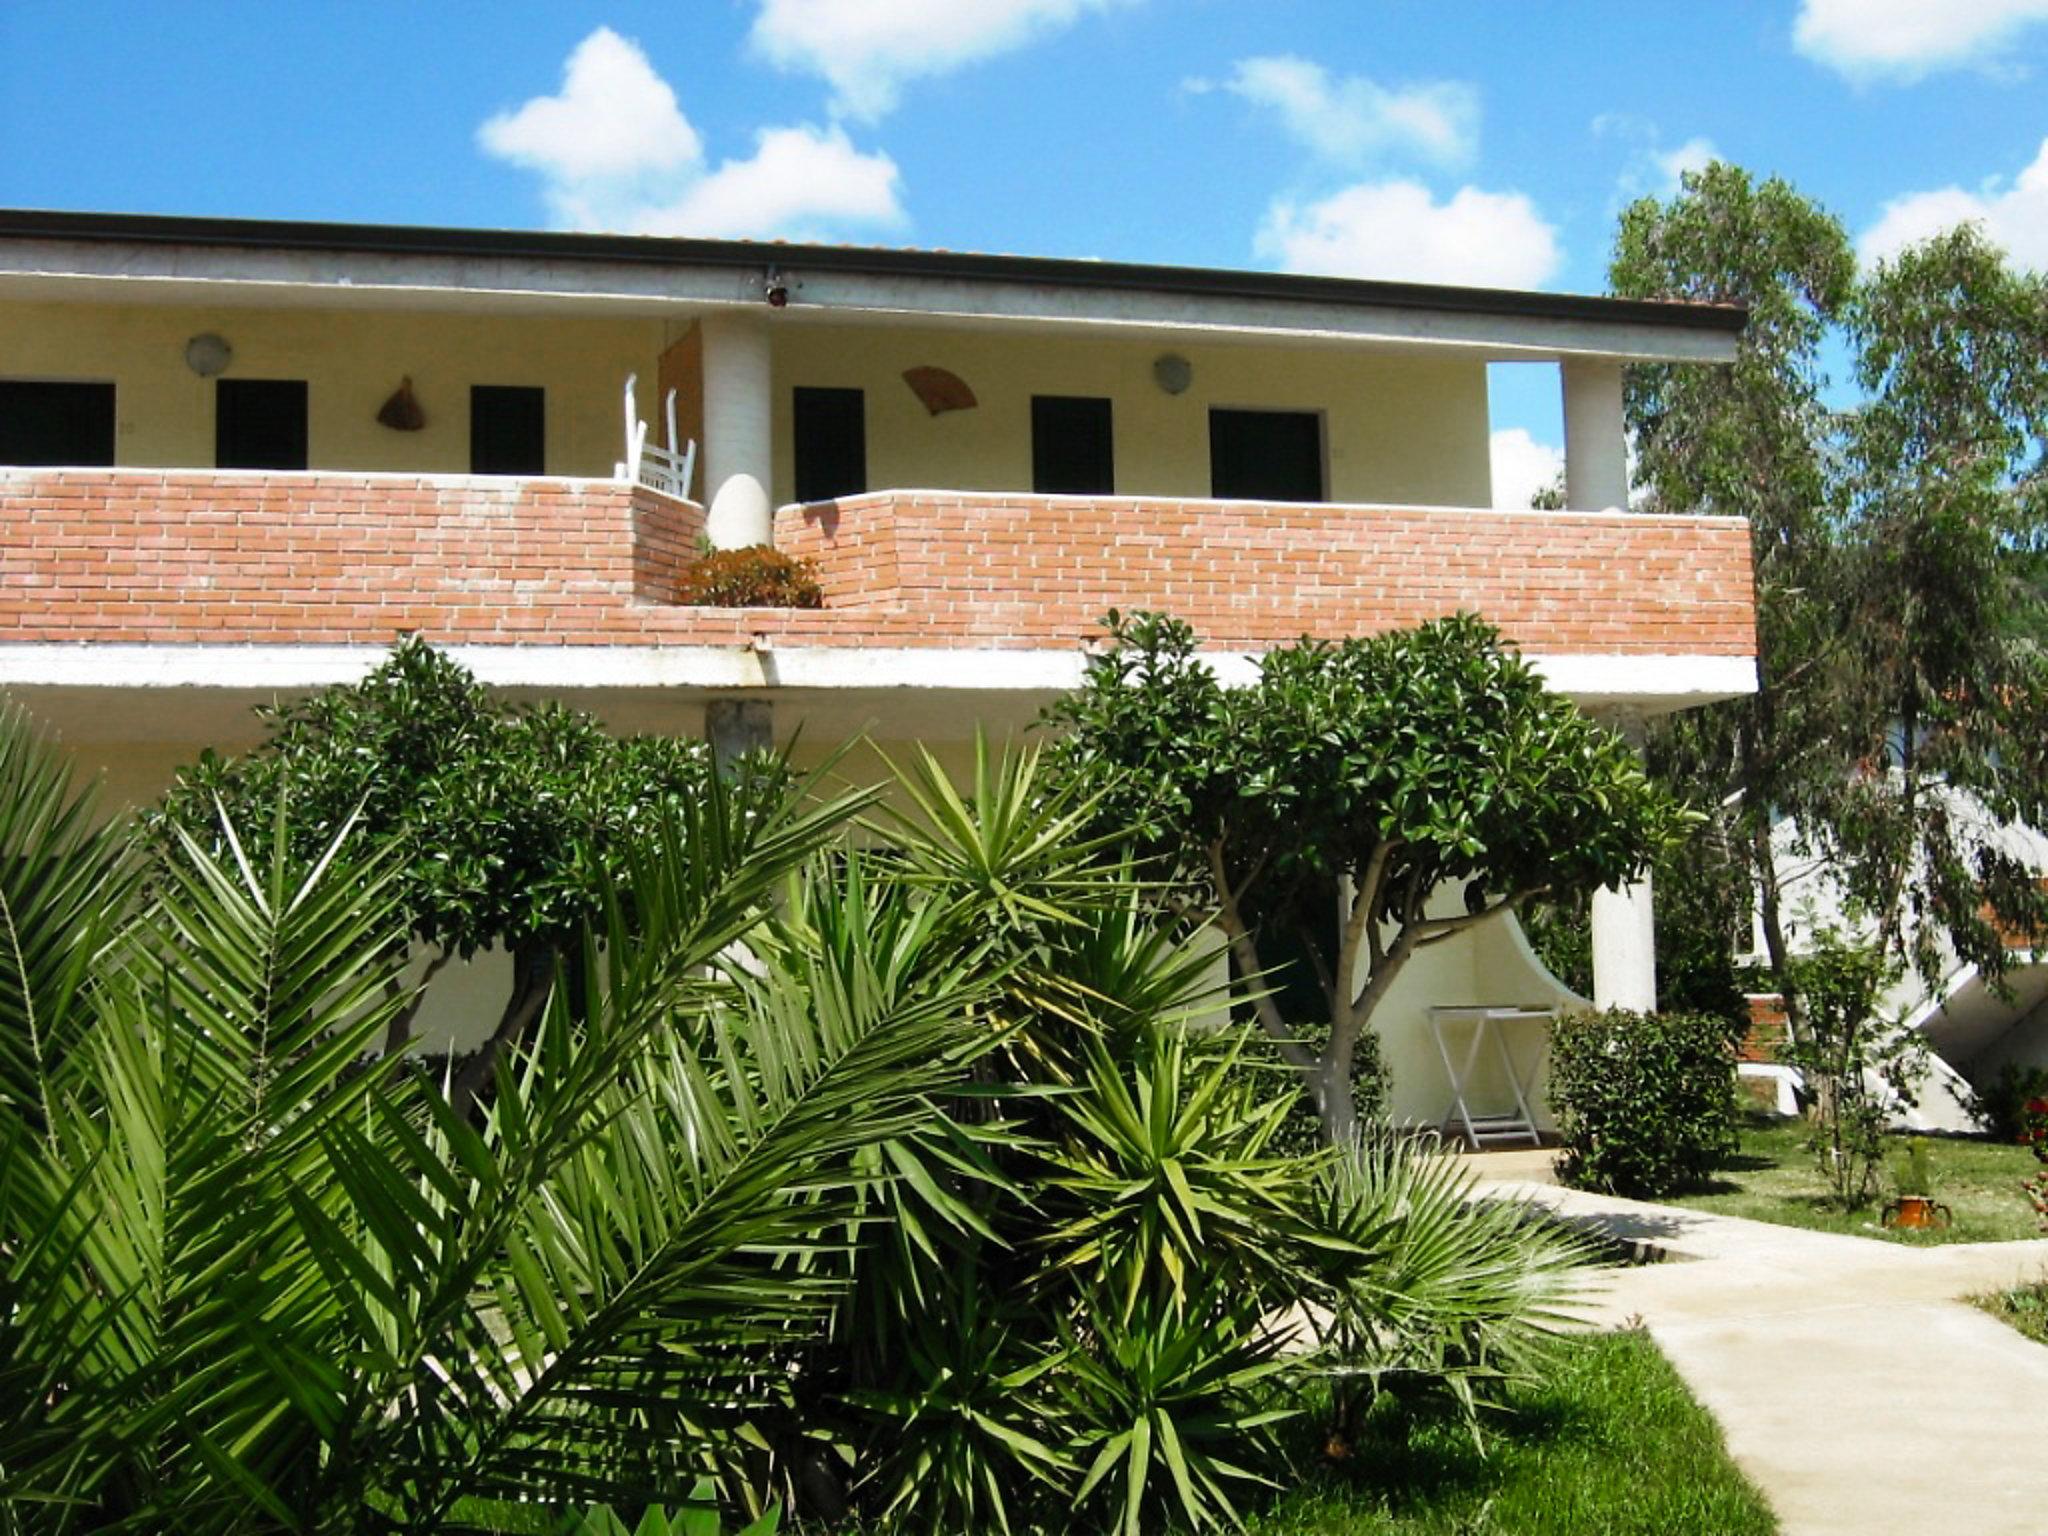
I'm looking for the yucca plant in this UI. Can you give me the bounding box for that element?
[1040,1024,1313,1321]
[840,1275,1070,1536]
[1059,1280,1295,1536]
[575,1483,781,1534]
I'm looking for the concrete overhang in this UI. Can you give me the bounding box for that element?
[0,209,1745,365]
[0,643,1759,750]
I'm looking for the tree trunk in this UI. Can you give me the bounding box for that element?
[1750,815,1804,1043]
[450,943,556,1115]
[1316,1054,1358,1147]
[383,949,452,1057]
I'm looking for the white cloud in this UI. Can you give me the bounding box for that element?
[750,0,1119,121]
[1255,180,1561,289]
[634,126,906,240]
[1860,136,2048,269]
[1216,55,1478,166]
[1489,428,1564,511]
[479,28,699,182]
[481,29,905,241]
[1592,115,1719,199]
[1654,136,1720,192]
[1794,0,2048,80]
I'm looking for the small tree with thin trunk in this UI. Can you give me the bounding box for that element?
[1046,611,1687,1144]
[152,636,742,1106]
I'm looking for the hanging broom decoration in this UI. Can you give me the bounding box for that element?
[377,376,426,431]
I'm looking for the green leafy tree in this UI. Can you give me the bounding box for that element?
[1609,161,1857,1026]
[1613,169,2048,1048]
[153,637,740,1102]
[1823,226,2048,990]
[1780,928,1927,1206]
[1045,610,1685,1144]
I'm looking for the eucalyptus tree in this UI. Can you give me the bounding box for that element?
[1615,165,2048,1022]
[1608,161,1858,1016]
[1823,225,2048,990]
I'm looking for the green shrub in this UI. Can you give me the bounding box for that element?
[1972,1061,2048,1142]
[1549,1009,1738,1197]
[678,544,824,607]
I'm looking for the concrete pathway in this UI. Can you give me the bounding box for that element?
[1467,1152,2048,1536]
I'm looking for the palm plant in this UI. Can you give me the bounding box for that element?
[0,708,1019,1533]
[1298,1133,1590,1447]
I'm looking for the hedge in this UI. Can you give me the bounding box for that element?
[1549,1009,1738,1197]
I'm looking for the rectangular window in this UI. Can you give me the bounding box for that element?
[1031,395,1114,495]
[470,385,546,476]
[792,386,866,503]
[1209,408,1325,503]
[0,380,115,466]
[216,379,308,470]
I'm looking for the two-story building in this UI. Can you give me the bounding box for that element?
[0,209,1756,1131]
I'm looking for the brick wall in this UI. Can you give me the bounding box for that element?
[1,471,1754,656]
[776,491,1757,655]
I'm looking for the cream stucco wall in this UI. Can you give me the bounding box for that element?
[0,299,672,478]
[768,322,1493,508]
[4,300,1493,506]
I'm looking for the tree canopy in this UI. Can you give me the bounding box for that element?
[152,637,764,1097]
[1614,167,2048,1036]
[1046,610,1685,1142]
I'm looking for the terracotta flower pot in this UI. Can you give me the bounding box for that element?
[1882,1194,1952,1230]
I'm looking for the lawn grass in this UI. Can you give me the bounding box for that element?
[1244,1329,1776,1536]
[1973,1279,2048,1348]
[1660,1116,2042,1245]
[456,1332,1771,1535]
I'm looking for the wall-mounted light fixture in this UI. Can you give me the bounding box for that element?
[184,332,232,377]
[1152,353,1193,395]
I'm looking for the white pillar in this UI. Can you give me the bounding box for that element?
[700,312,774,549]
[706,698,773,775]
[1562,358,1628,512]
[1591,712,1657,1012]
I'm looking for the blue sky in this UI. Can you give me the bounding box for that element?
[4,0,2045,500]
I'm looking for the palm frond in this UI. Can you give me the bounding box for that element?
[0,702,140,1140]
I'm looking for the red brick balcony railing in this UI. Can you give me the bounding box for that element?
[0,471,1755,656]
[776,491,1756,655]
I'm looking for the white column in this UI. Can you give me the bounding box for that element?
[1562,358,1628,512]
[705,698,774,775]
[700,312,774,548]
[1591,712,1657,1012]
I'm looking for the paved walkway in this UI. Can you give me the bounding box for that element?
[1468,1153,2048,1536]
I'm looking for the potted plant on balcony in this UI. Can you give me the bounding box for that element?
[1883,1137,1951,1230]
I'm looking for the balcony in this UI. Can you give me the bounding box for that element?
[0,468,1754,664]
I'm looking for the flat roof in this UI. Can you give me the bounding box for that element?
[0,207,1746,337]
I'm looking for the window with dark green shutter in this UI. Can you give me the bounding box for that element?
[0,381,115,466]
[792,387,866,503]
[216,379,308,470]
[471,386,546,476]
[1031,395,1114,495]
[1208,408,1325,502]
